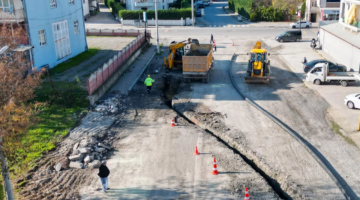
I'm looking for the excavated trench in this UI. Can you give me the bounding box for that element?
[161,75,289,199]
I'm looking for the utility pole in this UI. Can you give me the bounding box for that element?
[155,0,160,53]
[191,0,194,26]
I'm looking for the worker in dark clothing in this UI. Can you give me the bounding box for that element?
[303,57,307,64]
[210,34,214,44]
[98,160,110,192]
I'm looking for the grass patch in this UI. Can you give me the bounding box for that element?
[155,51,164,55]
[9,80,89,175]
[50,48,100,75]
[331,121,357,146]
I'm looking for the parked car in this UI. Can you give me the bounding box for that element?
[290,21,312,28]
[203,0,210,6]
[303,59,347,73]
[196,10,201,17]
[275,30,302,42]
[198,3,205,8]
[344,93,360,109]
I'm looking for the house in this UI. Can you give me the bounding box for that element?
[126,0,175,10]
[318,0,360,71]
[305,0,340,22]
[0,0,88,69]
[83,0,90,20]
[83,0,99,20]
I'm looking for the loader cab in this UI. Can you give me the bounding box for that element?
[248,49,269,77]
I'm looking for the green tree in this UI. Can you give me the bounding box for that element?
[301,1,306,19]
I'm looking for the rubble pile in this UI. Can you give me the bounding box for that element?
[68,130,115,169]
[68,95,126,140]
[64,94,127,169]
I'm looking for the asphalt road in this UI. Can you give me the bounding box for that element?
[199,2,241,26]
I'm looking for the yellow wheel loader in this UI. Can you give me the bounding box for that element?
[164,38,192,69]
[244,41,271,84]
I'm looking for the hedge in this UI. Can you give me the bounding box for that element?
[228,0,253,19]
[119,8,193,20]
[105,0,125,15]
[250,6,284,22]
[111,2,125,15]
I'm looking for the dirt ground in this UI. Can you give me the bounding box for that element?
[51,36,134,86]
[79,52,279,199]
[173,40,360,199]
[17,47,280,200]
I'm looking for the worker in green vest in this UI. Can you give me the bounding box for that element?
[144,75,155,94]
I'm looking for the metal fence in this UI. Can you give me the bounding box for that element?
[86,28,149,37]
[87,32,146,95]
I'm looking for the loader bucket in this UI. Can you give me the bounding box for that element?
[244,76,270,84]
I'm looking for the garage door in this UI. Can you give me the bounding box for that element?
[52,20,71,60]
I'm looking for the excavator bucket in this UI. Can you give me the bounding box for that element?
[244,76,270,84]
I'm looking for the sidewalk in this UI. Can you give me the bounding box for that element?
[109,45,157,95]
[85,3,119,25]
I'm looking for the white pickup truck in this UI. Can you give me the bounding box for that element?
[306,63,360,87]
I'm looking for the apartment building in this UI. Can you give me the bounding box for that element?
[305,0,340,22]
[0,0,88,69]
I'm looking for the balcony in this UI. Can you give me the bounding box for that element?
[134,0,153,7]
[0,9,25,23]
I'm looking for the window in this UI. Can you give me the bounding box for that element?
[69,0,75,4]
[0,0,13,12]
[38,29,47,46]
[50,0,57,8]
[52,20,71,59]
[74,20,79,34]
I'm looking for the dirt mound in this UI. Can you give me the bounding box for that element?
[186,50,208,56]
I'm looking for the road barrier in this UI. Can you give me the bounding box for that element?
[87,30,149,95]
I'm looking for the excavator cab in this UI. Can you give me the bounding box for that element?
[164,38,192,69]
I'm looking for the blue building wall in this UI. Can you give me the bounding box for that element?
[24,0,87,69]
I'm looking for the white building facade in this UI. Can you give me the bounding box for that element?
[305,0,340,22]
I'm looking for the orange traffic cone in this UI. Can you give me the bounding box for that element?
[212,158,219,175]
[171,118,175,127]
[244,187,250,200]
[195,146,200,155]
[232,40,234,46]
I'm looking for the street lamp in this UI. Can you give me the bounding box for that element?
[154,0,160,53]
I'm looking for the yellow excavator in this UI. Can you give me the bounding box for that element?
[164,38,192,69]
[245,41,271,84]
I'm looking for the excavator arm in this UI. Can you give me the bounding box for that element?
[164,39,191,69]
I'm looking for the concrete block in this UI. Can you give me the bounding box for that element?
[89,160,102,168]
[69,154,83,161]
[69,162,84,169]
[55,163,62,172]
[79,147,90,154]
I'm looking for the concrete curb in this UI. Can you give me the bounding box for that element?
[127,50,156,93]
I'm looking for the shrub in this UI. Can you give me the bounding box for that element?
[181,0,191,8]
[119,8,193,20]
[111,2,125,15]
[250,12,258,21]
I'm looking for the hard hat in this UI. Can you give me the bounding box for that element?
[148,75,150,77]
